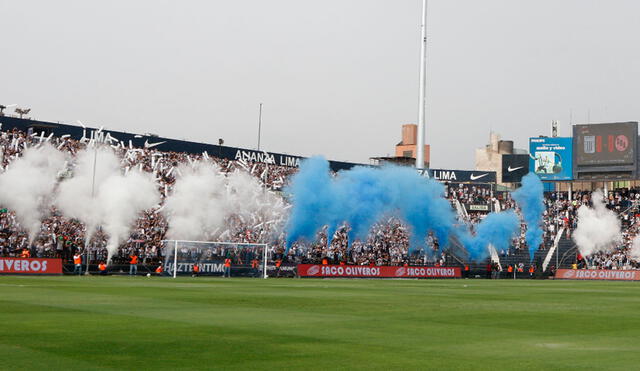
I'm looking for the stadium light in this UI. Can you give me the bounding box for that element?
[416,0,427,170]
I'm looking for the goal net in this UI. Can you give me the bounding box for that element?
[162,240,268,278]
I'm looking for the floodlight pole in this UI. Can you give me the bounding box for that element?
[415,0,428,170]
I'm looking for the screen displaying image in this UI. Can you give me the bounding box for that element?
[534,151,562,174]
[529,137,573,180]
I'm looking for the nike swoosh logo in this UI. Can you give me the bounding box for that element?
[470,173,488,181]
[508,166,524,172]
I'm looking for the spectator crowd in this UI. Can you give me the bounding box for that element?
[1,127,640,270]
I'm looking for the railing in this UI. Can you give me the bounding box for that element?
[542,227,565,271]
[454,199,469,222]
[488,243,502,270]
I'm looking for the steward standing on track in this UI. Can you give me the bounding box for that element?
[192,263,200,277]
[155,264,163,275]
[275,258,282,278]
[529,265,535,278]
[251,258,260,278]
[73,251,83,275]
[129,253,138,276]
[223,257,231,278]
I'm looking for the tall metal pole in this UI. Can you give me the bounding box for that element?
[257,103,263,151]
[415,0,428,169]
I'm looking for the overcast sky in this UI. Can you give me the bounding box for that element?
[2,0,639,169]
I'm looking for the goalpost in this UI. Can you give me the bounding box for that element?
[162,240,269,279]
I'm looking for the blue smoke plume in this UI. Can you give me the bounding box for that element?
[511,172,544,260]
[284,156,334,245]
[285,156,456,251]
[460,211,520,261]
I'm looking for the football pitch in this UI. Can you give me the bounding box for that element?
[1,277,639,370]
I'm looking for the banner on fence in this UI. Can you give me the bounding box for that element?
[0,258,63,274]
[556,269,640,281]
[297,264,461,278]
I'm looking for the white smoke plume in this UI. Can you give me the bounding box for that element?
[0,143,66,241]
[163,162,287,242]
[163,162,227,241]
[573,190,622,256]
[56,147,160,262]
[630,236,640,261]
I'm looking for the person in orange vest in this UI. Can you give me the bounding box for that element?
[529,265,535,278]
[73,251,83,275]
[464,264,470,278]
[223,257,231,277]
[129,253,138,276]
[251,258,260,278]
[20,248,30,258]
[155,264,164,275]
[98,261,107,276]
[192,263,200,277]
[507,265,513,273]
[322,257,328,265]
[275,258,282,278]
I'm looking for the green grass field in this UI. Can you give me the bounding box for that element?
[1,277,639,370]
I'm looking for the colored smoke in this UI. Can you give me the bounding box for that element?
[462,211,520,261]
[573,190,622,257]
[56,147,160,262]
[0,143,66,242]
[511,172,544,260]
[163,162,286,242]
[285,156,456,251]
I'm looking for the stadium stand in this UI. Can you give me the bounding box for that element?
[1,117,640,275]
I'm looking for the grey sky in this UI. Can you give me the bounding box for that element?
[1,0,639,169]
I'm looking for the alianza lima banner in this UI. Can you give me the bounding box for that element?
[0,258,62,274]
[298,264,461,278]
[556,269,640,281]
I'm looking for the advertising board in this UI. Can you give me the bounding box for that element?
[298,264,461,278]
[501,154,530,183]
[556,269,640,281]
[429,169,496,183]
[529,137,573,180]
[0,258,62,274]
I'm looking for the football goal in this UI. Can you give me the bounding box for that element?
[162,240,268,278]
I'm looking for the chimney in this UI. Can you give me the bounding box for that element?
[402,124,417,145]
